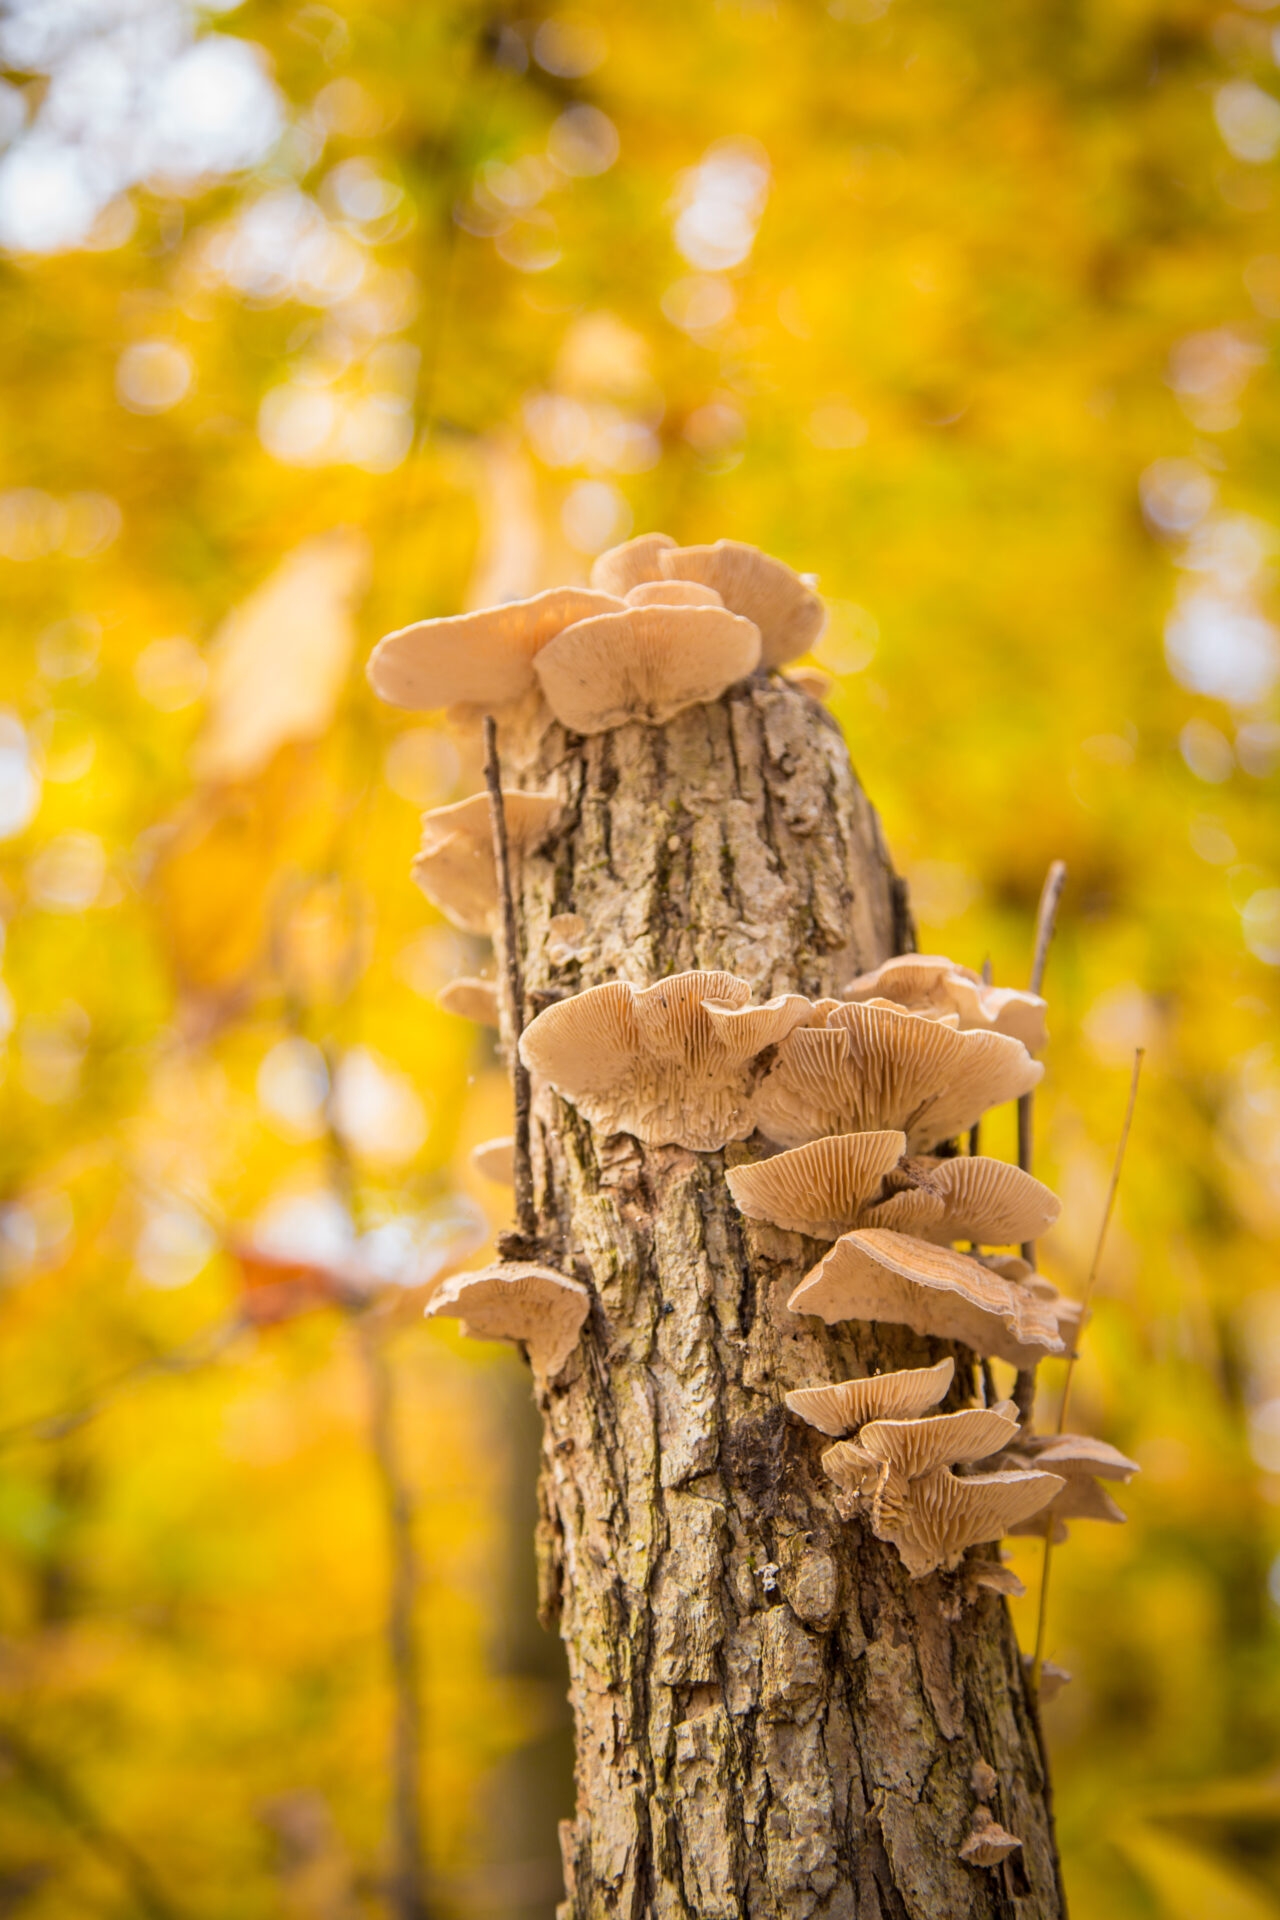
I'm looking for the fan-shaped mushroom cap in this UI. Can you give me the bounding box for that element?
[1037,1662,1072,1702]
[844,954,1048,1055]
[368,588,621,711]
[755,1001,1043,1153]
[784,666,834,702]
[1016,1432,1138,1480]
[788,1229,1072,1367]
[858,1406,1020,1480]
[546,912,589,965]
[861,1156,1061,1248]
[1006,1472,1127,1537]
[532,605,761,734]
[959,1815,1024,1869]
[624,580,724,609]
[426,1261,589,1377]
[966,1561,1026,1599]
[518,970,813,1150]
[785,1357,954,1436]
[874,1464,1066,1577]
[727,1130,907,1238]
[412,790,559,932]
[471,1136,514,1185]
[819,1438,880,1500]
[659,540,826,667]
[590,532,678,596]
[437,977,499,1026]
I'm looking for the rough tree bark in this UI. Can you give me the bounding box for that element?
[499,675,1063,1920]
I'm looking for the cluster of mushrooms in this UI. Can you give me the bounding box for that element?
[369,534,1137,1595]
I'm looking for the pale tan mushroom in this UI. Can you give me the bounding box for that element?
[659,540,826,667]
[1003,1430,1137,1538]
[518,970,814,1151]
[589,532,678,596]
[412,790,559,933]
[471,1136,514,1185]
[788,1228,1074,1368]
[624,580,724,609]
[755,1000,1043,1152]
[860,1155,1061,1248]
[784,666,834,701]
[437,977,499,1026]
[958,1811,1024,1869]
[368,587,621,712]
[546,912,589,965]
[726,1130,907,1238]
[1037,1662,1072,1702]
[784,1356,954,1436]
[844,954,1049,1055]
[873,1463,1065,1577]
[858,1405,1020,1481]
[532,604,761,734]
[426,1261,589,1377]
[965,1561,1026,1599]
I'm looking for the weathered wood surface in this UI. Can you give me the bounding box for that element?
[501,675,1062,1920]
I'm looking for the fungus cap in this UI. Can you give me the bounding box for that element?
[726,1130,907,1238]
[471,1137,514,1185]
[412,790,559,932]
[426,1261,589,1377]
[532,604,761,734]
[844,953,1048,1054]
[518,970,813,1150]
[784,1357,954,1436]
[862,1155,1061,1248]
[659,539,826,667]
[546,912,589,965]
[788,1228,1072,1367]
[858,1405,1020,1481]
[1016,1432,1138,1481]
[874,1464,1066,1577]
[589,531,678,596]
[755,1000,1043,1152]
[368,587,621,712]
[623,580,723,609]
[438,977,499,1026]
[959,1816,1024,1869]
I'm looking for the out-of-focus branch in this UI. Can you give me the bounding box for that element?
[1013,861,1068,1424]
[482,714,536,1247]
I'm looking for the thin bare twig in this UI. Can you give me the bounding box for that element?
[1013,861,1068,1423]
[1031,1048,1144,1693]
[967,958,995,1157]
[482,715,536,1246]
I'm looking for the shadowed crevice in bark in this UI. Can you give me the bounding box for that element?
[499,677,1062,1919]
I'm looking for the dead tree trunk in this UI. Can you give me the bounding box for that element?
[502,676,1063,1919]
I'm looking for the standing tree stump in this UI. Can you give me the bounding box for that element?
[497,678,1063,1919]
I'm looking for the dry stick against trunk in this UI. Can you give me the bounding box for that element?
[966,958,995,1160]
[1030,1048,1145,1693]
[482,713,536,1249]
[1013,860,1069,1424]
[322,1066,432,1920]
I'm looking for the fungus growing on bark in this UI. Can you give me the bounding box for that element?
[426,1261,589,1377]
[623,580,724,609]
[412,790,559,932]
[784,1356,955,1436]
[871,1464,1065,1578]
[518,969,812,1150]
[591,532,826,666]
[966,1561,1026,1599]
[819,1406,1019,1504]
[959,1811,1025,1869]
[860,1154,1061,1247]
[784,665,834,701]
[789,1228,1076,1367]
[1004,1431,1137,1540]
[589,531,678,595]
[532,603,761,733]
[546,912,589,965]
[368,587,621,713]
[754,1000,1043,1152]
[844,953,1049,1055]
[437,977,499,1026]
[471,1136,514,1185]
[726,1129,907,1237]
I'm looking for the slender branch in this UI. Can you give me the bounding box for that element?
[967,958,994,1157]
[1013,861,1068,1423]
[1031,1047,1144,1692]
[1028,860,1069,998]
[482,714,536,1245]
[0,1721,179,1918]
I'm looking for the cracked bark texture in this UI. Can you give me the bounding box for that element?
[498,674,1063,1920]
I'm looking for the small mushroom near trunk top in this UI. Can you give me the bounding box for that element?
[426,1261,590,1378]
[471,1136,514,1185]
[369,587,622,713]
[518,969,814,1151]
[532,603,761,734]
[844,953,1049,1055]
[958,1809,1024,1869]
[659,540,827,667]
[438,977,499,1026]
[754,1000,1043,1153]
[726,1130,907,1238]
[623,580,724,609]
[785,1356,954,1436]
[589,531,678,596]
[412,790,559,933]
[789,1228,1075,1369]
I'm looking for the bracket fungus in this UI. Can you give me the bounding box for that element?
[785,1356,955,1436]
[412,790,559,933]
[471,1136,514,1185]
[958,1810,1025,1870]
[869,1464,1065,1578]
[753,1000,1043,1153]
[532,602,761,734]
[726,1130,907,1238]
[844,953,1049,1056]
[518,969,813,1151]
[1003,1431,1138,1540]
[426,1261,589,1378]
[860,1154,1061,1248]
[789,1228,1077,1367]
[437,976,499,1026]
[368,586,622,714]
[819,1405,1019,1503]
[592,533,826,667]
